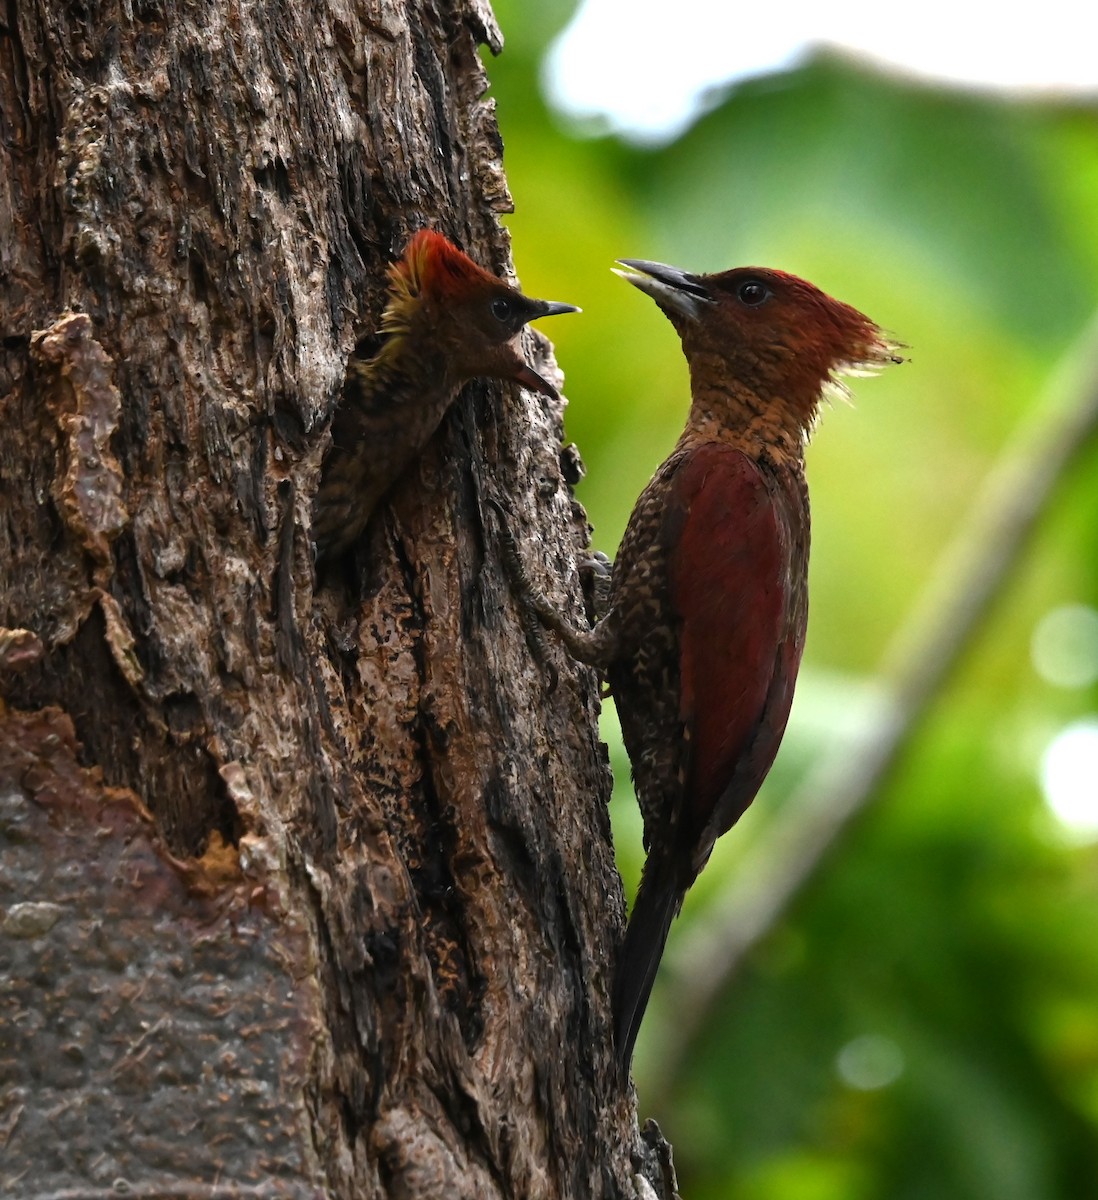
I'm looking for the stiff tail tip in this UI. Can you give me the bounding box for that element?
[612,877,680,1074]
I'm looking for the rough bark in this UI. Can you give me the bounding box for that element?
[0,2,673,1196]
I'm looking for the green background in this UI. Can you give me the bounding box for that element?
[486,6,1098,1197]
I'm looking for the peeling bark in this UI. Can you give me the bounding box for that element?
[0,1,674,1196]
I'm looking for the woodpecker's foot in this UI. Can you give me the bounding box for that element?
[487,494,556,626]
[486,493,619,672]
[518,602,560,691]
[487,493,562,688]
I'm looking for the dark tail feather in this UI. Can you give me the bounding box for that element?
[613,872,681,1073]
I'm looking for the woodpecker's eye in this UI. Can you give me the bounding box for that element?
[736,280,770,306]
[491,297,513,321]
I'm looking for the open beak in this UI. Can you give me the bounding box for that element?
[613,258,712,321]
[512,362,559,399]
[513,297,579,397]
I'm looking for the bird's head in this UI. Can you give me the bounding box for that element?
[382,230,578,397]
[615,258,902,435]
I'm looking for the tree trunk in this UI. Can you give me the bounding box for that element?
[0,2,675,1196]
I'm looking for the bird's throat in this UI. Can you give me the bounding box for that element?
[681,386,814,464]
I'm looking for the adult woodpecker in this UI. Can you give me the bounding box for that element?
[510,257,901,1070]
[313,230,578,559]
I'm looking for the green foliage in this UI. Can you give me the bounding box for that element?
[487,11,1098,1195]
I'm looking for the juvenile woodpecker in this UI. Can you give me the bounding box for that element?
[513,257,901,1069]
[313,230,577,558]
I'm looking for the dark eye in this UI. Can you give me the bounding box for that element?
[737,280,770,306]
[491,297,512,321]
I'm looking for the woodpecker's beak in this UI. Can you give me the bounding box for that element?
[614,259,712,322]
[510,298,578,398]
[511,361,559,399]
[530,299,581,319]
